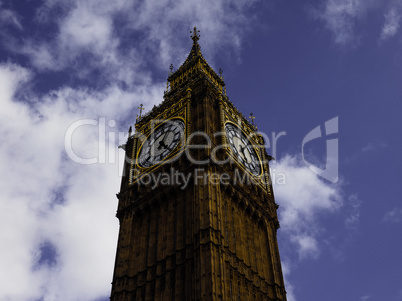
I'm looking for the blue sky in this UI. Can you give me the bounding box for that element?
[0,0,401,300]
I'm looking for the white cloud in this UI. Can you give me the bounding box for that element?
[383,207,402,223]
[273,155,343,259]
[381,4,402,40]
[310,0,402,46]
[20,42,59,71]
[60,7,113,51]
[344,194,361,230]
[0,6,23,30]
[281,260,297,301]
[272,154,359,299]
[310,0,367,46]
[273,155,362,264]
[7,0,260,80]
[361,142,388,153]
[291,235,320,259]
[0,61,165,300]
[274,155,342,228]
[128,0,257,65]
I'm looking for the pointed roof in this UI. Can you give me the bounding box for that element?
[183,26,203,64]
[167,27,224,88]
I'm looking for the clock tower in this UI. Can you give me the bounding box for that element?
[110,28,287,301]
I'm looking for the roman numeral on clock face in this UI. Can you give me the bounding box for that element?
[138,120,185,168]
[225,123,261,176]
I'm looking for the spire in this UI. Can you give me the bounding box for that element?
[166,27,225,95]
[184,26,202,64]
[191,26,200,42]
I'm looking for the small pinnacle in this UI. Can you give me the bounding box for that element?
[138,103,144,118]
[191,26,200,41]
[249,112,256,125]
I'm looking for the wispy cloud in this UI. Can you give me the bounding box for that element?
[0,6,23,30]
[383,207,402,223]
[309,0,367,46]
[381,4,402,40]
[361,142,388,153]
[310,0,402,46]
[344,194,361,230]
[345,141,387,164]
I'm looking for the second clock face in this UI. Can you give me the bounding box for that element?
[138,119,185,168]
[225,123,261,176]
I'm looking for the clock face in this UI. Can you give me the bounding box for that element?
[138,119,185,168]
[225,123,261,176]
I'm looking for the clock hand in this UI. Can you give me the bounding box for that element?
[158,140,167,150]
[239,145,249,163]
[157,132,169,150]
[239,145,244,156]
[142,155,151,164]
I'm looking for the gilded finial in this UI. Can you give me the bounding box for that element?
[138,103,144,118]
[169,64,174,75]
[191,26,200,41]
[249,113,255,124]
[249,113,257,130]
[249,112,257,129]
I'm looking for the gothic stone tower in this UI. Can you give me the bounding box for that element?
[110,28,287,301]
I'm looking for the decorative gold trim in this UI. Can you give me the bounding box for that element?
[135,99,187,135]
